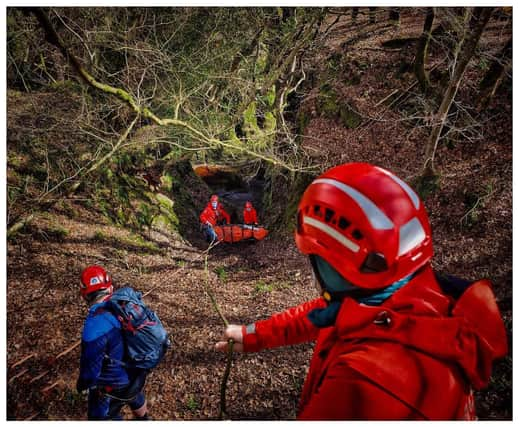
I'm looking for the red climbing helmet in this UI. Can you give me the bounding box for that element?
[210,195,219,203]
[80,265,113,299]
[245,201,253,209]
[295,163,433,289]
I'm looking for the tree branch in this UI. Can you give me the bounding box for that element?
[31,7,304,172]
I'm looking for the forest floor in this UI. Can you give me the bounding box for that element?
[7,10,512,420]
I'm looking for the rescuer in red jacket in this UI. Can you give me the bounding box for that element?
[243,201,258,225]
[199,195,231,242]
[215,162,507,420]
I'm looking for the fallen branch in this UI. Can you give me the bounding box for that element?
[9,352,36,370]
[375,89,400,107]
[54,341,81,361]
[29,371,50,384]
[42,380,63,394]
[24,412,40,421]
[8,368,29,384]
[7,214,35,240]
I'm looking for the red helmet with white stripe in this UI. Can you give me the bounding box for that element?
[80,265,113,299]
[295,163,433,289]
[210,195,219,209]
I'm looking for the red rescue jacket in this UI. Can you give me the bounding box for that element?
[199,203,230,226]
[241,266,507,420]
[243,207,258,225]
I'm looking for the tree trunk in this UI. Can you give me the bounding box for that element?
[414,8,435,93]
[351,8,359,22]
[388,8,400,26]
[478,37,512,109]
[423,7,493,175]
[369,8,377,24]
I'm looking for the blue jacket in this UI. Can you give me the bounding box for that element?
[77,302,130,391]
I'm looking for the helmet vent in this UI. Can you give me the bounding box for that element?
[352,229,363,240]
[360,252,388,273]
[313,205,321,216]
[338,217,350,230]
[324,208,335,223]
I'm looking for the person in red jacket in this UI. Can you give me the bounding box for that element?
[243,201,258,225]
[215,163,507,420]
[199,195,231,242]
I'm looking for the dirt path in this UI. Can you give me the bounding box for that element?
[7,209,317,420]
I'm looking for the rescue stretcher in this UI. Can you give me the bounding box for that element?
[213,224,268,243]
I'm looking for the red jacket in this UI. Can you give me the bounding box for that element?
[241,266,507,420]
[199,203,230,226]
[243,207,258,225]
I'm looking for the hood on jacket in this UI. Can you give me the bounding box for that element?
[334,266,507,390]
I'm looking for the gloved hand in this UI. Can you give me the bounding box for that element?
[215,324,244,352]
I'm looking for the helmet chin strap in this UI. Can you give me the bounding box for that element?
[311,271,346,303]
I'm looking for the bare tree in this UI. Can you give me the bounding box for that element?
[414,8,435,93]
[388,8,400,26]
[369,7,377,24]
[478,37,512,109]
[423,7,493,175]
[351,8,359,22]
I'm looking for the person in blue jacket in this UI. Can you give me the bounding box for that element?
[77,265,149,420]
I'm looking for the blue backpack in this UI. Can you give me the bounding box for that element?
[106,287,170,370]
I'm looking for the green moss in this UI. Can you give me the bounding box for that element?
[256,42,269,73]
[124,233,159,252]
[160,174,173,192]
[116,206,127,225]
[319,84,340,116]
[7,153,24,169]
[227,127,244,146]
[264,85,276,107]
[296,109,311,136]
[152,193,179,232]
[136,202,155,230]
[327,52,342,72]
[94,230,108,241]
[49,80,83,94]
[45,225,69,240]
[214,266,227,282]
[57,200,78,218]
[263,111,277,133]
[413,173,441,200]
[317,84,361,129]
[243,101,259,133]
[339,105,362,129]
[156,193,174,210]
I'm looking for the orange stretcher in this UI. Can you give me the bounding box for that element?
[213,224,268,243]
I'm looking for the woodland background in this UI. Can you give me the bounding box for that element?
[6,7,512,420]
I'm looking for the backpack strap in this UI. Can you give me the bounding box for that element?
[434,272,472,299]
